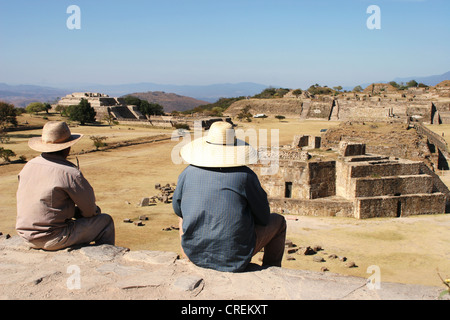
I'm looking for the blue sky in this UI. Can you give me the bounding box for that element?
[0,0,449,89]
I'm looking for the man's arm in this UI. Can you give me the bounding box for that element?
[172,171,185,218]
[245,170,270,226]
[67,171,99,218]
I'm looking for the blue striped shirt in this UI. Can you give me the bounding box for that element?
[172,165,270,272]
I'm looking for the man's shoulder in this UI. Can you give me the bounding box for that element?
[27,155,80,174]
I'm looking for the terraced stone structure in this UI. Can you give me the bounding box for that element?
[251,141,447,219]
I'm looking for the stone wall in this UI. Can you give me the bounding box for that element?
[352,175,433,198]
[307,99,334,120]
[355,193,446,219]
[252,160,335,200]
[225,98,303,117]
[268,198,354,217]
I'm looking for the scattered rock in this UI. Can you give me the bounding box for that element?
[313,256,325,263]
[286,255,296,261]
[297,246,316,255]
[139,215,149,221]
[285,239,295,248]
[138,197,150,207]
[286,248,298,254]
[123,219,133,223]
[312,245,322,252]
[162,225,179,231]
[345,261,357,268]
[328,254,338,259]
[134,221,144,226]
[339,256,347,262]
[320,267,329,272]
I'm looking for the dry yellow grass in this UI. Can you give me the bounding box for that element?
[1,115,449,287]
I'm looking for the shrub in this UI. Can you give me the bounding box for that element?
[90,136,107,150]
[0,147,15,162]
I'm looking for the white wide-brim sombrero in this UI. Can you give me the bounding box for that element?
[28,121,83,153]
[180,121,257,167]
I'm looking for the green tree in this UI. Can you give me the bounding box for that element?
[139,100,164,116]
[275,115,286,121]
[25,102,46,115]
[253,87,290,99]
[123,96,164,116]
[0,101,18,128]
[292,89,303,97]
[406,80,418,88]
[353,85,363,93]
[308,84,333,95]
[67,98,96,125]
[389,81,400,89]
[54,105,66,115]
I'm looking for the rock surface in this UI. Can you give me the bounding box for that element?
[0,235,443,300]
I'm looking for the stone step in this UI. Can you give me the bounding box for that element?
[348,161,422,178]
[355,193,446,219]
[351,174,433,198]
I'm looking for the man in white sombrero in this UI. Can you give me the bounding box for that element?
[173,121,286,272]
[16,121,115,250]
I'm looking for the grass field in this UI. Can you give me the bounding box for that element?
[1,113,449,288]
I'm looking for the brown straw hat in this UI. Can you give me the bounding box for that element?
[180,121,257,167]
[28,121,83,153]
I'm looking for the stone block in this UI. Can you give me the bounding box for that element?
[138,197,150,207]
[339,142,366,157]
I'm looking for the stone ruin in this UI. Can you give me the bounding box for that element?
[225,81,450,125]
[57,92,235,130]
[137,183,176,207]
[251,139,449,219]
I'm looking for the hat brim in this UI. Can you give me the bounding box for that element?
[28,134,83,153]
[180,136,258,168]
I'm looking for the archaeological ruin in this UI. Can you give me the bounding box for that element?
[251,139,448,219]
[57,92,233,129]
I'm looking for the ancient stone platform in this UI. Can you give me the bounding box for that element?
[0,235,443,301]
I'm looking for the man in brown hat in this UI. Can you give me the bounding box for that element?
[16,121,115,250]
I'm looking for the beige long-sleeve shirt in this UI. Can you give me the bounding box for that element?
[16,153,99,241]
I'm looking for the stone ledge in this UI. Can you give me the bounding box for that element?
[0,236,444,300]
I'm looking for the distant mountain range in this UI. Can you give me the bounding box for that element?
[393,71,450,86]
[0,82,269,108]
[1,71,449,109]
